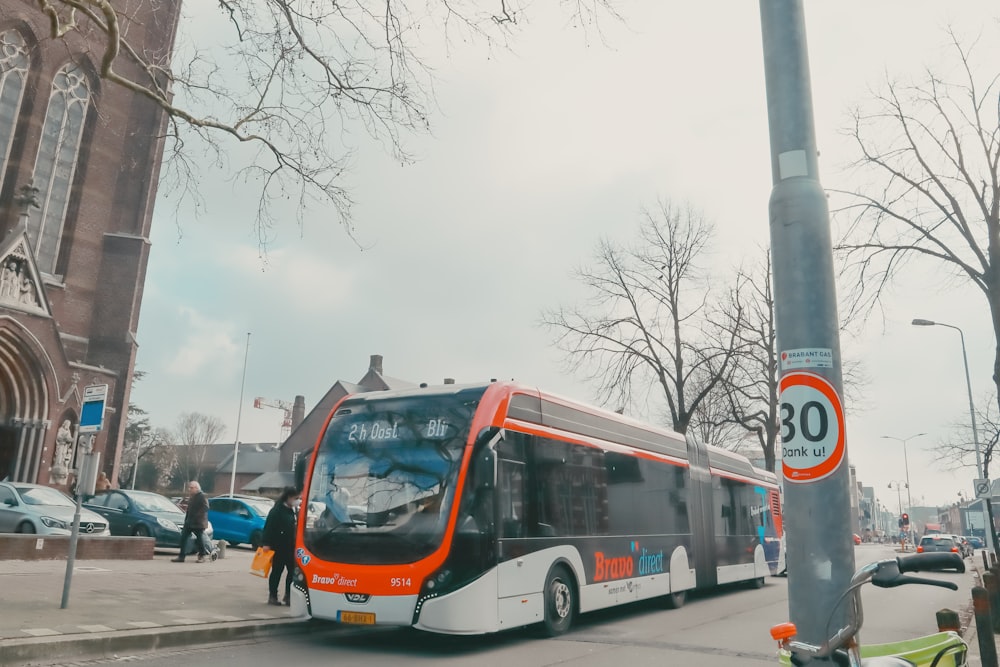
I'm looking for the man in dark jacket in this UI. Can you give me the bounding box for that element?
[262,486,301,605]
[172,481,209,563]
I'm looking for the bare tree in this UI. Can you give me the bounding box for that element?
[172,412,226,488]
[935,392,1000,478]
[705,250,869,472]
[541,199,743,434]
[119,423,171,489]
[833,27,1000,420]
[713,252,781,471]
[687,371,754,453]
[19,0,619,243]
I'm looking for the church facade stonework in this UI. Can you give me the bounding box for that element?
[0,2,181,487]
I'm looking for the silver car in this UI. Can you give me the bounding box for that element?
[0,482,110,535]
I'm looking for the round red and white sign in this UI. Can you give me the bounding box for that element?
[779,371,845,483]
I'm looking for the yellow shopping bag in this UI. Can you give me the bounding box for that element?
[250,547,274,578]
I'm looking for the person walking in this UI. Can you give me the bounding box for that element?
[262,486,301,606]
[172,481,209,563]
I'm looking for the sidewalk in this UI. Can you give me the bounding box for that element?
[0,547,311,666]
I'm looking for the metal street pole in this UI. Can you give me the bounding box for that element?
[131,426,146,491]
[881,433,924,545]
[912,319,997,554]
[889,481,903,516]
[760,0,854,649]
[228,332,251,498]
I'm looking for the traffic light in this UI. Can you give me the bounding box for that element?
[902,513,910,527]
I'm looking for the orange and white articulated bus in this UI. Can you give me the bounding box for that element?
[291,381,783,636]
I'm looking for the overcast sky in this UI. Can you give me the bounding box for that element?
[130,3,999,509]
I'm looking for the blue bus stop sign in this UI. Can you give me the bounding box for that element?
[79,384,108,433]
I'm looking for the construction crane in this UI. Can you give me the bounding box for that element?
[253,397,293,442]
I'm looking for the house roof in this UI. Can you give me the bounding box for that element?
[215,449,280,474]
[172,442,278,468]
[242,471,296,491]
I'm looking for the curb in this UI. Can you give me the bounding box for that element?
[0,617,314,667]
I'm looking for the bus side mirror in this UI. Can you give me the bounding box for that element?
[294,453,311,492]
[472,427,503,491]
[474,449,496,491]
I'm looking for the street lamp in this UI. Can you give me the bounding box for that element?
[912,317,994,552]
[880,432,924,542]
[888,480,907,516]
[131,426,146,490]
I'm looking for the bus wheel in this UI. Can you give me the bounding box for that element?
[542,565,576,637]
[749,576,765,589]
[664,589,686,609]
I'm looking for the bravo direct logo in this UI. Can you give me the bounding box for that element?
[593,541,664,582]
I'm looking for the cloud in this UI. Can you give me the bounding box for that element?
[162,308,241,378]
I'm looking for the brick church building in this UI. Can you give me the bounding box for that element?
[0,2,181,487]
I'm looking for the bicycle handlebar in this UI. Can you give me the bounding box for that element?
[781,552,965,660]
[868,553,962,591]
[897,552,965,574]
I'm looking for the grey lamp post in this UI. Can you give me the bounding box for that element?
[131,426,146,490]
[880,433,924,544]
[912,318,995,552]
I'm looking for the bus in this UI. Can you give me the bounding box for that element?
[292,381,783,636]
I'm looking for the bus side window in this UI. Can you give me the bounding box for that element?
[497,436,526,539]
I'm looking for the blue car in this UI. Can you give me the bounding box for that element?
[84,489,188,548]
[207,495,273,548]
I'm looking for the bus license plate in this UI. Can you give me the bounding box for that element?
[339,611,376,625]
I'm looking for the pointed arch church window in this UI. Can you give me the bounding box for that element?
[0,30,29,180]
[30,62,90,274]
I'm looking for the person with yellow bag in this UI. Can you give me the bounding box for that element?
[261,486,301,606]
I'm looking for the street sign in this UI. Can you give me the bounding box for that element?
[975,478,991,499]
[779,371,846,483]
[79,384,108,434]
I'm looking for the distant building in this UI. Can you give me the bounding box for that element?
[213,444,280,496]
[0,2,181,488]
[274,354,415,479]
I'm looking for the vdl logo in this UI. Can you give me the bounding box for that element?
[593,541,664,582]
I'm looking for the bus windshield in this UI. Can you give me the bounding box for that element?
[303,391,481,565]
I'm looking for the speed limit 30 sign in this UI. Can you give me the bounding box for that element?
[779,371,846,483]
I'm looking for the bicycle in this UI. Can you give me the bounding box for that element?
[770,552,969,666]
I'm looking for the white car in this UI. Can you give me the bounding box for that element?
[0,482,110,535]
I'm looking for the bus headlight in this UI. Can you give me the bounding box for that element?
[424,568,451,591]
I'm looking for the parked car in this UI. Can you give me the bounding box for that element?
[85,489,185,548]
[207,495,273,548]
[951,535,973,558]
[0,482,109,536]
[852,533,862,545]
[965,535,985,550]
